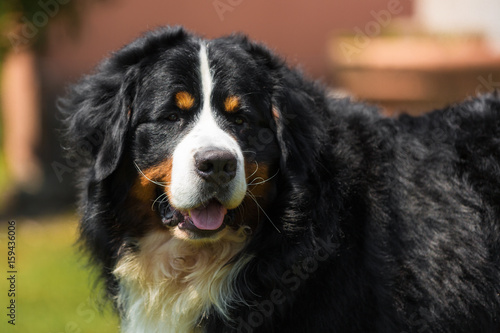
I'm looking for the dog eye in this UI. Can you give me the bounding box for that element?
[234,116,245,125]
[166,114,179,122]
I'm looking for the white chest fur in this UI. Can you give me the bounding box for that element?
[114,227,251,333]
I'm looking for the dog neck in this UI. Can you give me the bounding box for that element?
[114,226,251,333]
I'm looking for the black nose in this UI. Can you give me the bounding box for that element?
[194,149,237,185]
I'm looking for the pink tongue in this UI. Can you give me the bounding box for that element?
[189,201,227,230]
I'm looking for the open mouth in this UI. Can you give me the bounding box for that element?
[156,190,236,237]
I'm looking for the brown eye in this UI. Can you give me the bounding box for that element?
[167,114,179,122]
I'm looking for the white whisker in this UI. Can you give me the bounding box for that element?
[246,160,259,180]
[248,169,280,186]
[246,191,281,234]
[152,192,168,211]
[133,161,169,187]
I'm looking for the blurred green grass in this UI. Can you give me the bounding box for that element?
[0,214,119,333]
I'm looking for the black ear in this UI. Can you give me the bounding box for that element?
[60,26,189,181]
[270,73,325,174]
[60,66,135,181]
[239,36,326,174]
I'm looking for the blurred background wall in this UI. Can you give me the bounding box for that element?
[43,0,412,81]
[1,0,499,217]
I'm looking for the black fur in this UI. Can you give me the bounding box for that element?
[61,26,500,332]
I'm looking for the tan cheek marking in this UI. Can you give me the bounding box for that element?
[224,96,240,113]
[245,162,272,199]
[240,161,275,231]
[130,158,173,203]
[175,91,195,110]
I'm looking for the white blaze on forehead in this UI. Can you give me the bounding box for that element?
[168,42,247,210]
[199,43,212,112]
[195,44,235,149]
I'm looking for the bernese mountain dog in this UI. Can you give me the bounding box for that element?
[61,26,500,332]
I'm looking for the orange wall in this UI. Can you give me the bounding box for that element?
[43,0,412,82]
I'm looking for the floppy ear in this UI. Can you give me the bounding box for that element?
[60,66,136,181]
[240,37,326,174]
[270,75,325,174]
[60,26,189,181]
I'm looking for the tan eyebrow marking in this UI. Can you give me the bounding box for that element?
[175,91,195,110]
[224,96,240,113]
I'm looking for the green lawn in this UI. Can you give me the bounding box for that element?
[0,214,119,333]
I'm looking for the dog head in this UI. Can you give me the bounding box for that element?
[62,26,321,244]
